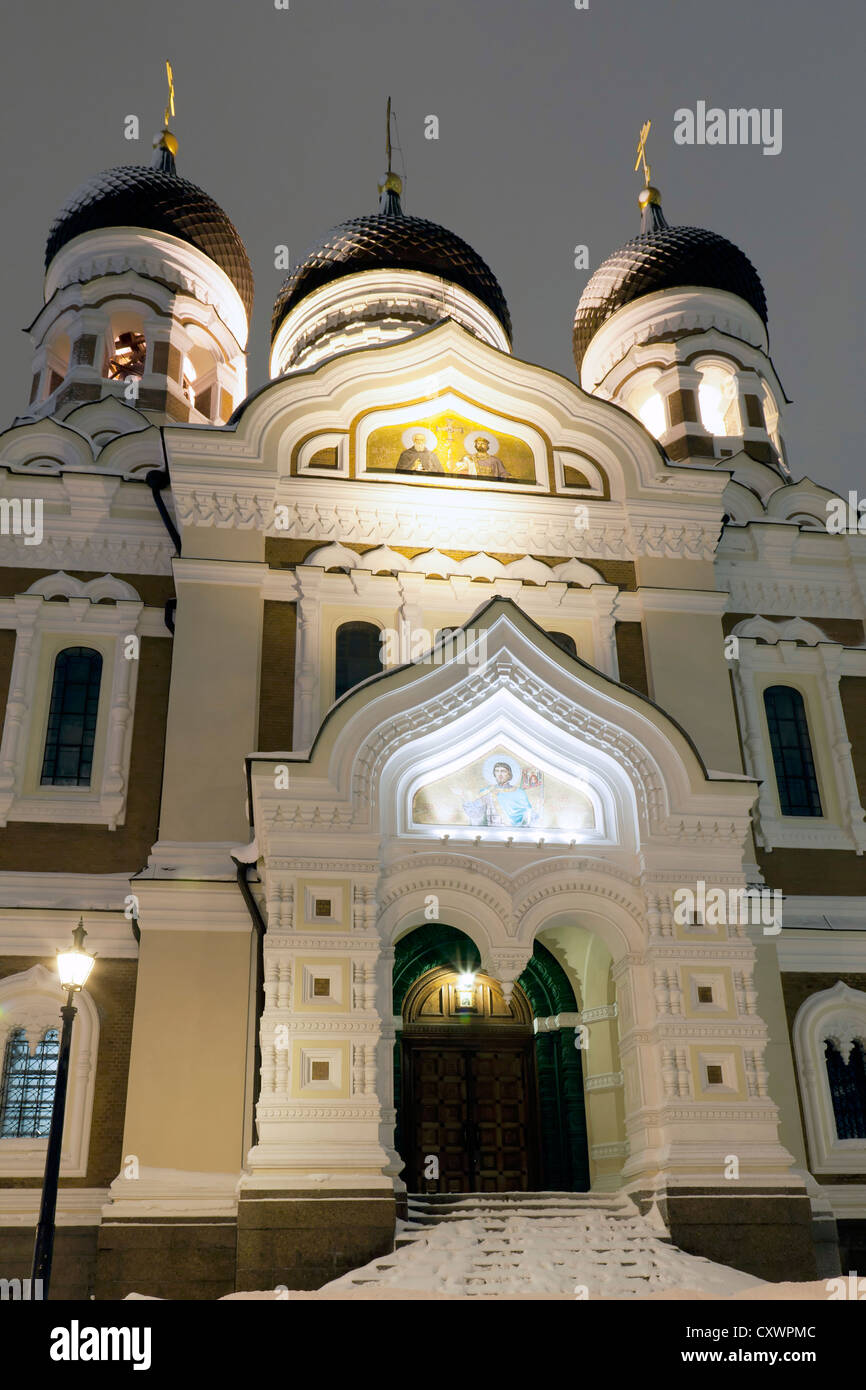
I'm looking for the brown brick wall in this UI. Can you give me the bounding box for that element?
[841,676,866,808]
[615,621,649,695]
[0,953,137,1189]
[258,601,296,750]
[264,539,637,591]
[0,569,175,606]
[757,849,866,896]
[0,635,172,874]
[723,612,865,645]
[667,388,698,427]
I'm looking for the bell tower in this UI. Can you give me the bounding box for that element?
[23,64,253,427]
[573,122,789,476]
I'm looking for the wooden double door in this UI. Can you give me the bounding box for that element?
[402,1036,539,1192]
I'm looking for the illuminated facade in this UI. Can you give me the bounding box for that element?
[0,119,865,1300]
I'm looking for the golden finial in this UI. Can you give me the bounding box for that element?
[635,119,663,215]
[164,59,176,127]
[154,59,178,162]
[378,95,402,200]
[634,120,652,186]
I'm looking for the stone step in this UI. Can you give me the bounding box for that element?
[322,1192,759,1298]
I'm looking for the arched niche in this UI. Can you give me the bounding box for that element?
[392,924,589,1191]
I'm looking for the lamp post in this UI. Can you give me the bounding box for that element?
[31,918,95,1297]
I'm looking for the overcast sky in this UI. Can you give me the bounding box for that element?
[0,0,861,495]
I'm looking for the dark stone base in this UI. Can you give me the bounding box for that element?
[837,1219,866,1274]
[0,1225,98,1300]
[631,1187,818,1283]
[94,1219,237,1301]
[235,1189,396,1292]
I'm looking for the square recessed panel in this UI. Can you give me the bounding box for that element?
[692,1047,744,1099]
[683,968,734,1019]
[293,1042,349,1097]
[296,961,348,1010]
[301,882,346,928]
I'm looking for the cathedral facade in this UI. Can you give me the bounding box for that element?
[0,116,864,1299]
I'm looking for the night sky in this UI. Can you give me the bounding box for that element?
[0,0,861,495]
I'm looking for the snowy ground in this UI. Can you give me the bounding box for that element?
[127,1197,840,1302]
[217,1281,836,1300]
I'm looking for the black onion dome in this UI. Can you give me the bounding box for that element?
[573,222,766,368]
[45,161,254,318]
[271,206,511,342]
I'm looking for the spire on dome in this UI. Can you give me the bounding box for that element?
[152,59,178,175]
[377,96,404,215]
[634,119,668,232]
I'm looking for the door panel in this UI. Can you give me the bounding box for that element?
[471,1048,532,1192]
[409,1046,472,1191]
[404,1038,535,1192]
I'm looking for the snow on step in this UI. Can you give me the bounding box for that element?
[323,1193,762,1298]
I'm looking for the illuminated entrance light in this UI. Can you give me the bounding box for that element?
[456,972,476,1009]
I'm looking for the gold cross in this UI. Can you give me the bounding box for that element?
[164,59,176,127]
[634,119,651,185]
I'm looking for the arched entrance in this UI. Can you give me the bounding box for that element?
[393,925,590,1192]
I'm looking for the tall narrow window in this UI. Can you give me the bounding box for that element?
[825,1037,866,1139]
[40,647,102,786]
[763,685,822,816]
[334,622,382,701]
[0,1028,59,1138]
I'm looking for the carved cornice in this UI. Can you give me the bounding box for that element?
[255,1104,382,1121]
[629,1103,780,1124]
[172,483,723,561]
[265,859,378,873]
[264,935,380,951]
[261,1017,382,1035]
[719,572,855,617]
[0,533,172,575]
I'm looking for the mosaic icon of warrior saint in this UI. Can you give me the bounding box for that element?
[393,425,508,479]
[460,756,544,828]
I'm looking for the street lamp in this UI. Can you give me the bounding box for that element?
[31,918,95,1297]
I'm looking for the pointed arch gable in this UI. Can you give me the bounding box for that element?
[250,599,757,857]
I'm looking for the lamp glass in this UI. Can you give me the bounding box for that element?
[57,947,95,991]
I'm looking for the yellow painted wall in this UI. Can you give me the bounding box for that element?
[122,929,251,1173]
[159,579,263,842]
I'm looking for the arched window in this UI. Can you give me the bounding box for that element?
[623,370,665,440]
[334,622,383,701]
[763,685,822,816]
[0,1028,59,1138]
[825,1038,866,1139]
[697,362,741,436]
[40,647,102,787]
[547,630,578,658]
